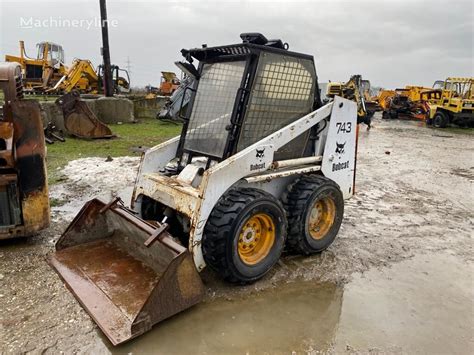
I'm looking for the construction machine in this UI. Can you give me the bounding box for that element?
[145,72,180,99]
[426,77,474,128]
[361,79,381,112]
[6,41,130,94]
[381,86,442,121]
[47,58,99,93]
[49,33,358,345]
[376,89,396,111]
[97,64,131,94]
[157,75,195,121]
[0,62,50,239]
[5,41,67,93]
[51,62,130,95]
[159,71,180,95]
[326,75,374,128]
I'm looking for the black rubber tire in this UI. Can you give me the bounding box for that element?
[433,111,449,128]
[283,175,344,255]
[202,188,287,284]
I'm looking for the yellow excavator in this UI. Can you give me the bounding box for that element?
[47,58,99,93]
[326,75,375,128]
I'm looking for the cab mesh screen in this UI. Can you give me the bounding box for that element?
[184,61,245,157]
[237,53,315,155]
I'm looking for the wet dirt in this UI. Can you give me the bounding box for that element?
[1,115,473,353]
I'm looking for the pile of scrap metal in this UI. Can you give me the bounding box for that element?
[5,41,130,95]
[381,86,441,120]
[0,62,50,239]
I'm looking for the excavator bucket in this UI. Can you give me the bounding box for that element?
[56,91,115,139]
[48,198,204,345]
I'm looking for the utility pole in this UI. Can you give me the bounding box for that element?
[99,0,113,97]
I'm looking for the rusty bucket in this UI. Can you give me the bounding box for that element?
[56,91,115,139]
[49,199,204,345]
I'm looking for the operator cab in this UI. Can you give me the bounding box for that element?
[169,32,323,175]
[36,42,65,67]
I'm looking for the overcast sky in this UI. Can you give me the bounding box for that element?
[0,0,472,88]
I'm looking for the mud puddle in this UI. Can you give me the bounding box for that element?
[81,253,473,354]
[103,282,343,354]
[334,252,474,353]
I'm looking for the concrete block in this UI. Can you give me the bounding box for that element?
[95,97,134,123]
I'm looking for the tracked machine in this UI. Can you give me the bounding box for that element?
[49,33,358,345]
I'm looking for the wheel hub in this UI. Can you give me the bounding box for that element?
[238,213,275,265]
[308,197,336,240]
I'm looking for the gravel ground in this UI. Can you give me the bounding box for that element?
[0,114,472,353]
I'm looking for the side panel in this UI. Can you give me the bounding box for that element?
[131,136,180,210]
[321,97,357,199]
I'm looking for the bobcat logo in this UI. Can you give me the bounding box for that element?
[256,148,265,159]
[251,148,266,171]
[335,141,346,154]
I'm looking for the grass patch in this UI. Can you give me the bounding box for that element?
[47,118,181,185]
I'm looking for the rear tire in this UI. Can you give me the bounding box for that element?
[283,175,344,255]
[433,111,448,128]
[203,188,287,283]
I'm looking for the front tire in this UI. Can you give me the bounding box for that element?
[433,111,448,128]
[284,175,344,255]
[203,188,287,283]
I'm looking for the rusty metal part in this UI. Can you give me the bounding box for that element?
[49,198,204,345]
[0,62,23,102]
[44,122,65,144]
[56,90,115,139]
[0,99,50,239]
[1,63,49,239]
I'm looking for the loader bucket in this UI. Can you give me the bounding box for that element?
[49,198,204,345]
[56,91,115,139]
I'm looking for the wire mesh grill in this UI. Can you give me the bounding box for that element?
[237,53,315,153]
[184,61,246,157]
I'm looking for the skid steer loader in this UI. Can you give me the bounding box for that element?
[49,33,358,345]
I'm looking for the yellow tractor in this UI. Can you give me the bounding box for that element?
[426,77,474,128]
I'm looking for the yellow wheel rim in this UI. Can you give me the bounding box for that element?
[308,196,336,240]
[237,213,275,265]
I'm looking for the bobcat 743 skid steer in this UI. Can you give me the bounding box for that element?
[49,33,358,345]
